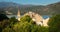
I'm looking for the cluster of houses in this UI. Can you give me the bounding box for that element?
[17,10,50,26]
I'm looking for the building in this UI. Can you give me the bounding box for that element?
[24,11,49,26]
[17,9,20,21]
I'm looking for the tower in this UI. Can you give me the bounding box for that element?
[17,9,20,21]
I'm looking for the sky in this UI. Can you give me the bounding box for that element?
[0,0,60,5]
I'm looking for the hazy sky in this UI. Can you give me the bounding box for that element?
[0,0,60,5]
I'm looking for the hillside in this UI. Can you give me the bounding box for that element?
[0,2,60,15]
[20,2,60,15]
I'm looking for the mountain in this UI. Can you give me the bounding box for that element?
[0,2,36,15]
[0,2,44,15]
[0,2,60,15]
[47,2,60,14]
[21,2,60,15]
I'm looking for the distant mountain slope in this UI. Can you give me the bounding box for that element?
[0,2,60,15]
[21,2,60,15]
[47,2,60,14]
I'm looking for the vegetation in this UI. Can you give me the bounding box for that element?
[0,14,60,32]
[48,14,60,32]
[0,15,48,32]
[0,14,9,21]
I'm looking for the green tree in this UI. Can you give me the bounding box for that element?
[13,15,48,32]
[1,17,18,32]
[2,15,48,32]
[20,15,32,22]
[48,14,60,32]
[0,14,9,21]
